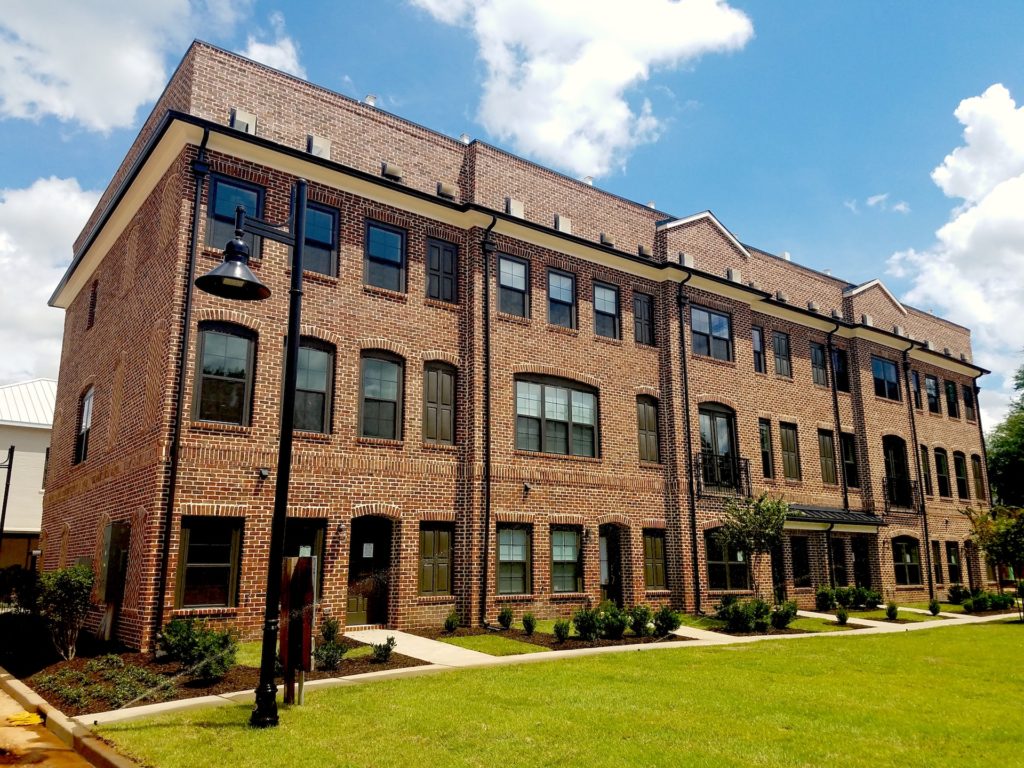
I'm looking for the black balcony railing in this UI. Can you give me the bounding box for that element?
[883,477,919,514]
[697,451,751,498]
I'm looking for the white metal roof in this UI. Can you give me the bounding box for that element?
[0,379,57,429]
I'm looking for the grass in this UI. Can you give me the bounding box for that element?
[527,619,577,636]
[100,623,1023,768]
[237,641,372,668]
[902,601,967,614]
[439,634,547,656]
[789,616,854,633]
[676,613,726,631]
[848,609,944,623]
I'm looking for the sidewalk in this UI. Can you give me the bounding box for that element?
[0,686,92,767]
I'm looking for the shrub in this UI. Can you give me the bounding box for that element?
[815,586,836,611]
[836,606,849,626]
[885,602,899,621]
[653,605,682,637]
[863,590,882,609]
[851,586,869,609]
[35,654,173,710]
[715,597,770,633]
[497,606,514,630]
[770,600,797,630]
[521,612,537,636]
[989,592,1014,610]
[371,636,397,663]
[972,592,992,612]
[629,605,654,637]
[598,601,630,640]
[962,598,975,613]
[553,619,571,643]
[572,607,601,641]
[749,599,771,633]
[313,616,346,671]
[928,599,941,616]
[158,618,237,680]
[947,584,971,605]
[37,565,94,661]
[834,587,854,608]
[443,609,460,633]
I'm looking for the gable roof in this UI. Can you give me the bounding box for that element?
[656,210,752,260]
[0,379,58,429]
[843,279,907,316]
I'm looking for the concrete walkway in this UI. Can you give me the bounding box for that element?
[345,629,495,666]
[0,687,92,767]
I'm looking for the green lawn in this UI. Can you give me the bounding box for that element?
[439,634,547,656]
[789,616,855,633]
[100,624,1023,767]
[846,609,944,623]
[902,601,966,614]
[677,613,726,631]
[527,619,577,636]
[237,641,371,668]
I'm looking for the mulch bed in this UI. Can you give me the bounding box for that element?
[26,636,422,718]
[408,626,683,651]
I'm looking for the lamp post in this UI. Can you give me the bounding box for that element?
[195,179,308,728]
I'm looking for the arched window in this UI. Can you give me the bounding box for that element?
[636,396,659,463]
[971,454,985,501]
[423,362,456,445]
[515,376,598,457]
[699,403,742,489]
[295,338,334,433]
[194,322,256,426]
[934,448,951,498]
[360,352,404,440]
[892,536,922,586]
[705,528,749,591]
[953,452,969,500]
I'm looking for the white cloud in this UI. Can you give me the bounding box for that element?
[843,199,859,214]
[891,200,911,214]
[0,1,253,132]
[866,192,889,208]
[0,178,100,384]
[410,0,753,177]
[888,83,1024,427]
[240,12,306,79]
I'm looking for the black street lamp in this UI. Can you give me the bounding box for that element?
[195,179,308,728]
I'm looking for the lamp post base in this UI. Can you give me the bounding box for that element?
[250,682,279,728]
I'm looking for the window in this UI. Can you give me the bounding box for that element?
[811,342,828,386]
[872,357,900,401]
[419,523,452,596]
[593,282,620,339]
[752,327,765,373]
[911,371,922,409]
[892,536,922,586]
[74,388,94,464]
[692,306,732,361]
[176,517,242,608]
[643,530,667,590]
[42,447,50,488]
[773,332,792,377]
[636,396,660,463]
[944,381,960,418]
[426,239,458,303]
[791,536,811,588]
[946,542,962,584]
[818,430,837,485]
[303,203,338,276]
[515,378,598,457]
[294,339,333,433]
[953,452,969,499]
[498,255,529,317]
[284,518,326,598]
[207,176,263,254]
[925,375,940,413]
[551,528,582,593]
[758,419,774,479]
[971,454,985,501]
[195,323,255,426]
[86,281,98,330]
[423,364,456,445]
[934,448,951,498]
[706,529,749,590]
[360,353,403,439]
[831,538,848,586]
[832,349,850,392]
[963,386,976,421]
[497,525,530,594]
[547,270,576,328]
[920,445,933,496]
[633,293,655,345]
[780,422,801,480]
[840,433,860,488]
[699,404,739,490]
[931,541,944,584]
[364,221,406,292]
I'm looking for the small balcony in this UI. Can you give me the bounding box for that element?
[883,477,920,514]
[697,451,751,498]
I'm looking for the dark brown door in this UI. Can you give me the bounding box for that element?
[770,542,786,603]
[599,525,623,606]
[852,537,871,588]
[347,516,392,625]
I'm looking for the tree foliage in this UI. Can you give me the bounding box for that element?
[962,506,1024,576]
[987,358,1024,506]
[37,565,94,661]
[715,493,789,556]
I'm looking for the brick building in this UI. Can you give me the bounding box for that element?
[41,42,993,650]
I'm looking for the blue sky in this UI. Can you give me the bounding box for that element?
[1,0,1022,424]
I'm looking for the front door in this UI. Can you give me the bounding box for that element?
[699,406,737,490]
[851,537,872,588]
[347,516,392,625]
[599,525,623,606]
[883,436,912,507]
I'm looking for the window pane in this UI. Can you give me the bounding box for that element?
[182,567,230,607]
[692,308,710,334]
[213,181,258,220]
[545,420,569,454]
[294,390,325,432]
[571,391,595,425]
[572,424,595,457]
[545,387,569,421]
[362,358,400,400]
[367,259,401,291]
[594,285,617,314]
[548,272,573,302]
[516,416,541,451]
[368,225,403,264]
[500,287,526,316]
[297,346,330,392]
[500,258,526,290]
[548,300,573,327]
[198,378,245,423]
[516,381,542,417]
[711,313,729,339]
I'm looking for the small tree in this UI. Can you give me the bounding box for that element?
[962,506,1024,591]
[715,493,788,601]
[37,564,95,660]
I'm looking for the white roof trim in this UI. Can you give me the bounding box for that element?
[843,279,908,316]
[656,210,752,260]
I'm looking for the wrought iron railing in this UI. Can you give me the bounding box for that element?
[696,451,751,498]
[883,477,919,514]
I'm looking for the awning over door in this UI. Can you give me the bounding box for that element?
[784,505,886,534]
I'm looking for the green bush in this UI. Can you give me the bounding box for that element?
[947,584,971,605]
[653,605,682,637]
[928,598,941,616]
[35,654,173,710]
[836,606,849,626]
[885,602,899,621]
[989,592,1014,610]
[443,609,460,633]
[629,605,654,637]
[158,619,237,680]
[815,586,836,611]
[553,619,571,643]
[521,612,537,636]
[851,586,869,608]
[770,600,797,629]
[962,598,975,613]
[497,606,514,630]
[313,616,346,671]
[37,565,94,661]
[371,636,397,663]
[598,601,630,640]
[572,607,601,641]
[863,590,882,609]
[972,592,992,612]
[715,597,770,633]
[834,587,854,608]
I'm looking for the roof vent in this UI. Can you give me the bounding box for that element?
[943,347,952,357]
[600,233,615,248]
[437,182,457,200]
[364,94,378,107]
[554,214,572,234]
[459,133,471,144]
[748,280,762,291]
[381,162,403,181]
[861,313,873,327]
[808,301,819,313]
[832,309,843,321]
[230,108,256,134]
[646,201,656,209]
[306,134,331,159]
[582,176,593,186]
[960,353,968,362]
[823,269,832,276]
[727,268,742,283]
[638,244,653,258]
[506,197,525,218]
[775,290,788,303]
[894,325,905,336]
[781,251,792,261]
[680,252,695,268]
[925,340,935,351]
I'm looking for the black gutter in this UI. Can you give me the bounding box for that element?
[902,344,934,599]
[825,323,849,510]
[478,217,497,627]
[153,131,210,642]
[676,275,702,614]
[825,523,836,588]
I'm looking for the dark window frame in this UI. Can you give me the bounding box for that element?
[810,342,828,387]
[971,454,985,501]
[934,448,951,498]
[773,331,792,378]
[945,541,962,584]
[705,529,750,591]
[547,268,577,329]
[550,526,583,593]
[840,433,860,488]
[759,418,774,479]
[294,337,334,434]
[515,376,599,458]
[944,380,960,419]
[302,202,340,277]
[818,429,838,485]
[419,522,453,596]
[498,254,530,317]
[636,396,660,463]
[892,536,922,586]
[425,238,459,304]
[791,536,812,588]
[872,357,901,401]
[206,174,265,256]
[193,322,257,427]
[780,422,801,480]
[359,351,405,440]
[691,306,733,362]
[643,530,667,590]
[925,374,940,413]
[963,386,976,421]
[633,293,655,346]
[953,451,970,500]
[832,348,850,392]
[74,387,95,464]
[497,524,531,595]
[752,326,766,373]
[911,371,922,410]
[920,444,933,496]
[593,281,621,339]
[175,516,243,609]
[364,220,408,293]
[931,540,944,585]
[423,362,457,446]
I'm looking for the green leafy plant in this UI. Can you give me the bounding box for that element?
[715,597,770,633]
[553,619,571,643]
[834,587,854,608]
[989,592,1014,610]
[885,602,899,621]
[521,612,537,636]
[836,606,849,626]
[157,618,237,680]
[597,601,630,640]
[715,493,789,600]
[371,636,397,663]
[815,586,836,611]
[35,654,173,710]
[928,599,941,616]
[863,590,882,609]
[629,605,654,637]
[770,600,798,629]
[653,605,682,637]
[37,564,94,661]
[313,616,346,672]
[947,584,971,605]
[443,609,460,633]
[497,606,514,630]
[962,598,975,613]
[572,607,601,641]
[972,592,992,612]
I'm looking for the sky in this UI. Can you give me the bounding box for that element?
[0,0,1022,429]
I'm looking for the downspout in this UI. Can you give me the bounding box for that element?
[676,275,702,614]
[826,324,849,510]
[478,216,497,627]
[154,131,210,642]
[825,523,836,587]
[902,344,934,599]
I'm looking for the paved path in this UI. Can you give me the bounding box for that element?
[345,629,495,666]
[0,687,92,767]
